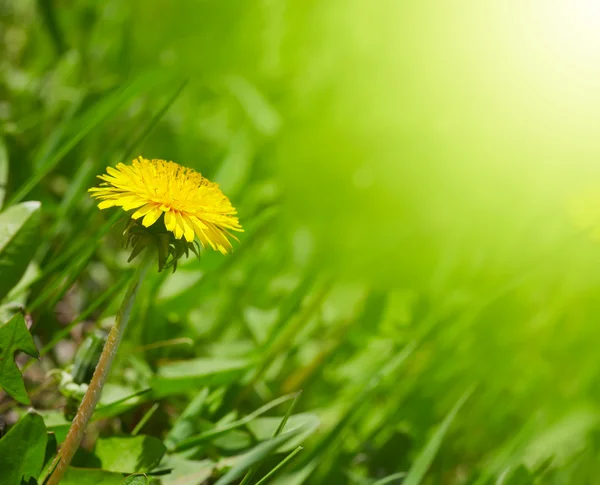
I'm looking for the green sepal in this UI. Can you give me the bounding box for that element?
[123,218,201,273]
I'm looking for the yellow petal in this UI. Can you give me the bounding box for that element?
[106,166,122,178]
[177,212,195,242]
[168,211,184,239]
[116,196,146,211]
[98,200,116,210]
[190,219,213,249]
[142,207,162,227]
[132,203,156,220]
[189,215,208,230]
[164,211,177,232]
[173,221,184,239]
[206,223,232,250]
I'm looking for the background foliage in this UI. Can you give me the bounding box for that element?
[2,0,600,483]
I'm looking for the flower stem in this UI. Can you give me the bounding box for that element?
[46,250,153,485]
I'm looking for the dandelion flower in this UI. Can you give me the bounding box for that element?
[89,157,242,255]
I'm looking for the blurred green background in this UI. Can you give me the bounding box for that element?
[4,0,600,483]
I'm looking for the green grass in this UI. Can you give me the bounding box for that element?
[2,0,600,484]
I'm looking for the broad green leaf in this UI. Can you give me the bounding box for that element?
[157,269,204,302]
[43,432,58,468]
[403,387,474,485]
[71,446,102,468]
[38,410,71,444]
[0,262,39,323]
[0,200,41,301]
[38,432,59,484]
[120,474,149,485]
[94,386,151,419]
[213,429,305,485]
[61,467,124,485]
[159,455,214,485]
[0,312,38,404]
[0,412,47,485]
[152,358,250,397]
[0,137,7,209]
[247,413,320,453]
[213,429,253,451]
[94,435,166,474]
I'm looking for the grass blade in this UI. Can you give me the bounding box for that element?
[131,403,160,436]
[174,392,298,452]
[164,388,209,449]
[214,429,304,485]
[240,391,303,485]
[300,342,417,467]
[403,386,475,485]
[8,74,158,205]
[121,79,188,161]
[372,472,407,485]
[254,446,304,485]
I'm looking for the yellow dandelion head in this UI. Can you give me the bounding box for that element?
[89,157,243,255]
